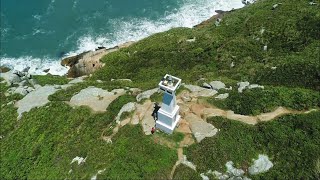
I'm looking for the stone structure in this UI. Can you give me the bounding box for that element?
[156,74,181,134]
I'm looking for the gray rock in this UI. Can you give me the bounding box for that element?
[68,77,84,84]
[186,37,196,43]
[136,88,158,102]
[18,80,28,87]
[202,82,212,89]
[209,81,226,90]
[237,81,250,93]
[248,84,264,90]
[69,87,126,112]
[248,154,273,175]
[28,79,37,86]
[195,89,218,97]
[215,93,229,100]
[0,71,21,85]
[200,173,209,180]
[185,113,218,142]
[96,80,103,83]
[34,84,42,89]
[26,87,34,93]
[14,87,29,96]
[115,102,136,123]
[184,84,205,92]
[15,86,59,119]
[226,161,245,177]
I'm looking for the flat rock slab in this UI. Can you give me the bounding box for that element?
[184,113,218,142]
[184,85,218,97]
[69,87,125,112]
[15,86,58,119]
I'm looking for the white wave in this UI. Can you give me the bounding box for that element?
[69,0,245,55]
[0,56,68,76]
[3,0,245,75]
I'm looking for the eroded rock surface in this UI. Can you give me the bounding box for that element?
[69,87,125,112]
[184,113,218,142]
[15,86,58,119]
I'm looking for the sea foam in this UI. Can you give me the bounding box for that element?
[2,0,245,75]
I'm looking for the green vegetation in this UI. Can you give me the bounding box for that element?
[185,112,320,179]
[0,102,176,180]
[32,74,70,86]
[1,0,320,179]
[173,165,201,180]
[208,86,320,115]
[90,0,320,90]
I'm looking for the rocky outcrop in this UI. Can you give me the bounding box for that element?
[136,88,158,102]
[15,85,59,119]
[1,70,39,96]
[237,81,264,93]
[61,41,134,78]
[184,113,218,142]
[0,66,11,73]
[115,102,136,123]
[69,87,126,112]
[248,155,273,175]
[184,84,218,97]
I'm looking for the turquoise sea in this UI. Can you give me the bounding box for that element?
[0,0,244,75]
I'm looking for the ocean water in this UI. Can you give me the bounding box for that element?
[0,0,245,75]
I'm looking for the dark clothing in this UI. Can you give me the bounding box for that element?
[151,103,161,120]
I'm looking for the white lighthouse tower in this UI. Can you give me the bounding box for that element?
[156,74,181,134]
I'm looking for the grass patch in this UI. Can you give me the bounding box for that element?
[0,102,177,180]
[207,86,320,115]
[185,112,320,179]
[32,74,70,86]
[173,165,201,180]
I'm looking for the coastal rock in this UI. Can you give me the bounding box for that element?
[14,87,29,96]
[69,87,126,112]
[15,86,58,119]
[0,66,11,73]
[61,42,134,78]
[248,155,273,175]
[209,81,226,90]
[136,88,158,102]
[0,71,21,85]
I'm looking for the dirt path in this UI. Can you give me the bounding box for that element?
[98,88,318,178]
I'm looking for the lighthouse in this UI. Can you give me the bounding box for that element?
[156,74,181,134]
